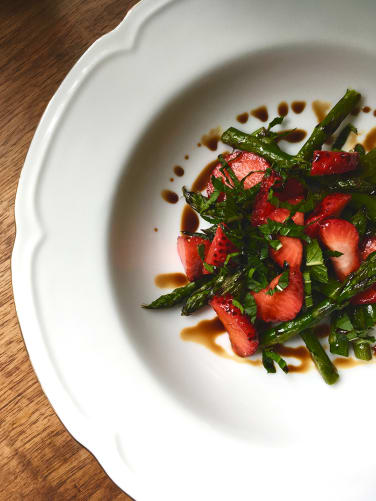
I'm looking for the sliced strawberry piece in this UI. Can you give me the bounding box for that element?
[269,236,303,268]
[210,294,258,357]
[267,208,304,268]
[351,236,376,304]
[310,150,359,176]
[351,287,376,305]
[251,171,281,226]
[252,268,303,322]
[360,235,376,261]
[206,150,270,197]
[268,207,304,226]
[274,177,305,202]
[204,225,237,272]
[305,193,351,238]
[177,236,211,281]
[319,218,360,281]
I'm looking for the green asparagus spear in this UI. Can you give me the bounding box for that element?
[353,340,372,361]
[297,89,361,161]
[221,127,300,169]
[300,329,339,384]
[332,124,357,151]
[320,176,375,194]
[143,277,212,309]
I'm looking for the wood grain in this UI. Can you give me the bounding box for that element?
[0,1,139,499]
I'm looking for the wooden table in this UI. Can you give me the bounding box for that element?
[0,1,139,499]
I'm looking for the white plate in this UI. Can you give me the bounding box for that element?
[12,1,376,500]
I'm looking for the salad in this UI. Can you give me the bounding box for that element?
[144,89,376,385]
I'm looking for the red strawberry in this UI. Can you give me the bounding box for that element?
[351,287,376,305]
[251,171,281,226]
[360,235,376,261]
[204,225,237,272]
[268,207,304,226]
[210,294,259,357]
[305,193,351,238]
[274,177,305,202]
[310,150,359,176]
[351,236,376,305]
[206,151,270,197]
[177,236,211,281]
[267,208,304,268]
[319,218,360,281]
[252,268,303,322]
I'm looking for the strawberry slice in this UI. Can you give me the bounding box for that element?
[206,151,270,197]
[319,218,360,281]
[251,171,281,226]
[177,236,211,281]
[351,288,376,305]
[268,207,304,226]
[310,150,359,176]
[267,208,304,268]
[274,177,305,203]
[360,235,376,261]
[305,193,351,238]
[252,268,303,322]
[351,236,376,305]
[204,225,237,272]
[210,294,259,357]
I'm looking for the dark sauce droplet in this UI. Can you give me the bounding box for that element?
[181,204,199,233]
[154,227,158,232]
[363,127,376,152]
[161,189,179,204]
[170,178,174,182]
[291,101,306,114]
[173,165,184,177]
[201,127,222,151]
[277,101,289,116]
[191,152,230,192]
[197,142,202,147]
[155,272,188,289]
[363,106,371,113]
[277,129,307,143]
[250,105,268,122]
[373,110,376,117]
[236,112,249,124]
[184,154,189,160]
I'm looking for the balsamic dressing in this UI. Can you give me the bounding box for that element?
[250,105,268,122]
[312,100,331,122]
[291,100,306,114]
[180,317,261,366]
[362,106,371,113]
[201,127,222,151]
[181,204,199,233]
[236,112,249,124]
[155,273,188,288]
[363,127,376,152]
[173,165,184,177]
[161,189,179,204]
[191,152,230,192]
[277,101,289,116]
[277,129,307,143]
[275,345,312,373]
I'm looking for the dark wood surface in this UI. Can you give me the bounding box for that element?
[0,1,139,499]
